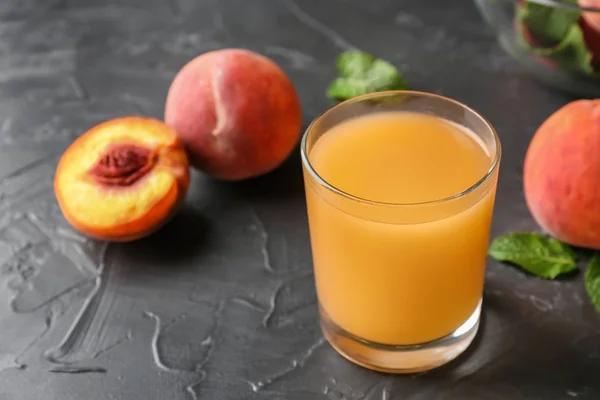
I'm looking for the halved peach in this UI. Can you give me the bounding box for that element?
[54,116,190,242]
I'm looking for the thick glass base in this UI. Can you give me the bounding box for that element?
[320,301,481,374]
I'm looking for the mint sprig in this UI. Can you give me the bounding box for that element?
[489,232,600,312]
[489,232,577,279]
[327,51,407,101]
[517,1,580,46]
[516,0,596,75]
[585,254,600,312]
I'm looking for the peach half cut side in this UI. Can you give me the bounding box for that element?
[54,116,190,242]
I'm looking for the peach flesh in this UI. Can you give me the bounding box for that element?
[580,0,600,32]
[579,1,600,69]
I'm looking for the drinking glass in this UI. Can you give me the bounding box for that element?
[301,91,501,373]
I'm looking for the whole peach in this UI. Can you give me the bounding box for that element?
[523,99,600,249]
[164,48,302,180]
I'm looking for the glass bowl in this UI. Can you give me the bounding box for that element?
[474,0,600,96]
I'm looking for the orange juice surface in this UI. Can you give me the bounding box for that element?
[305,111,497,345]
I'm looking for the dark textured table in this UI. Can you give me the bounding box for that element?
[0,0,598,399]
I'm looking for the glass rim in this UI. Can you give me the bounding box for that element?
[504,0,600,12]
[300,90,502,208]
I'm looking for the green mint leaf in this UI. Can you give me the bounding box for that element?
[489,232,577,279]
[517,1,595,75]
[585,254,600,312]
[550,25,595,74]
[517,1,580,46]
[327,51,407,101]
[336,51,377,77]
[523,24,594,74]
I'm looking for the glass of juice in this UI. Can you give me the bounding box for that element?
[301,90,501,373]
